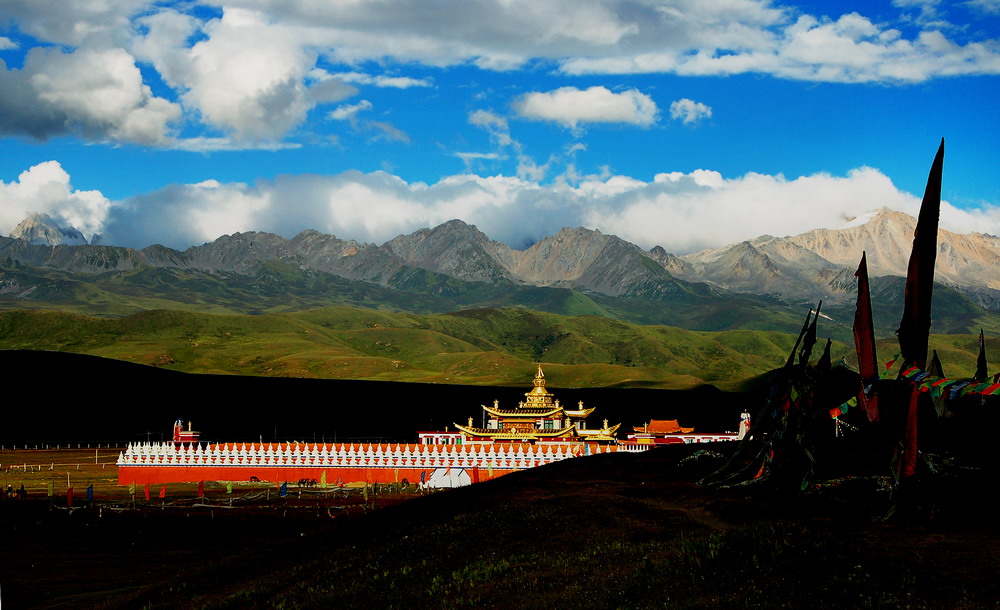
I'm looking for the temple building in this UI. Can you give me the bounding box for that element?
[453,365,620,444]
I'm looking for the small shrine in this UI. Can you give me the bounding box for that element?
[453,365,620,444]
[172,419,200,445]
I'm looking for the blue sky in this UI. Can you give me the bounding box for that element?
[0,0,997,253]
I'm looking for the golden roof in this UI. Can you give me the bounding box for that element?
[483,403,562,418]
[453,423,577,439]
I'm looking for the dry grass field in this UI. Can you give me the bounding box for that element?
[2,444,1000,609]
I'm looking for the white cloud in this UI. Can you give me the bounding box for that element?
[966,0,1000,14]
[132,7,324,142]
[369,121,411,143]
[10,162,972,255]
[669,98,713,125]
[469,110,513,147]
[0,0,152,47]
[327,100,409,143]
[329,100,373,121]
[180,1,992,85]
[0,161,110,239]
[0,37,18,50]
[514,86,658,129]
[3,0,997,150]
[328,71,433,89]
[0,47,180,145]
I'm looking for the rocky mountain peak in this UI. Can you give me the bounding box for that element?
[382,219,513,283]
[10,213,88,246]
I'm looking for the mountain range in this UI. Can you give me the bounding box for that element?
[3,209,1000,338]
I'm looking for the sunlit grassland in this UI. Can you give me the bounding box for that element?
[1,306,994,389]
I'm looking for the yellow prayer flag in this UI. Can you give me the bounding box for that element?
[226,482,233,494]
[320,470,327,488]
[47,481,54,497]
[128,482,136,496]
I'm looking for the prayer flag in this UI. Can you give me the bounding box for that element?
[786,308,814,369]
[897,139,944,370]
[144,482,150,501]
[320,470,327,488]
[128,482,135,496]
[929,350,945,379]
[67,487,73,507]
[226,482,233,494]
[798,303,822,368]
[47,482,53,497]
[197,480,205,498]
[854,253,881,421]
[158,485,166,499]
[975,329,988,381]
[86,484,93,501]
[279,481,287,497]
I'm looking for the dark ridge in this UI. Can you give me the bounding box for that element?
[2,350,750,445]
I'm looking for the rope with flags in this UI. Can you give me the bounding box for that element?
[830,354,900,419]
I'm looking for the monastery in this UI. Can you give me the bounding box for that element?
[117,366,740,488]
[452,365,619,443]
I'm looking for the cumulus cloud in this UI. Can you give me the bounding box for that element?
[0,0,151,47]
[0,161,110,239]
[4,161,980,254]
[3,0,997,149]
[514,86,658,129]
[140,7,322,142]
[669,98,713,125]
[0,37,18,50]
[0,47,180,145]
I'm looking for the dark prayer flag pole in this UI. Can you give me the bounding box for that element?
[896,138,944,479]
[897,138,944,370]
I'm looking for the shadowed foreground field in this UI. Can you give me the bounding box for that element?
[2,444,999,609]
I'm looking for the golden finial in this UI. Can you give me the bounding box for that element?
[533,365,546,388]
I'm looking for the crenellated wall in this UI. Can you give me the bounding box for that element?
[117,441,640,487]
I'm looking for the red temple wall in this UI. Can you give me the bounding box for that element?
[118,465,510,485]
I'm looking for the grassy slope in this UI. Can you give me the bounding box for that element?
[0,307,839,389]
[2,306,995,390]
[60,443,996,610]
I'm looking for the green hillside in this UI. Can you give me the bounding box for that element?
[0,306,825,389]
[1,306,994,390]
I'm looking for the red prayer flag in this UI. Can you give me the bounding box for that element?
[197,480,205,498]
[67,487,74,507]
[143,482,150,501]
[854,253,880,422]
[158,484,166,499]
